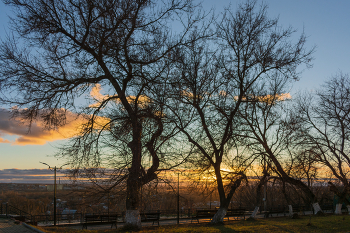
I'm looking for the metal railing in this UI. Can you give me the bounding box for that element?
[32,212,83,225]
[0,202,33,222]
[1,205,251,226]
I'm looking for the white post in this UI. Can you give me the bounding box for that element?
[312,203,322,214]
[335,204,342,215]
[288,205,293,216]
[250,206,259,218]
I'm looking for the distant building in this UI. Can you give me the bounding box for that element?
[46,184,64,191]
[61,208,77,219]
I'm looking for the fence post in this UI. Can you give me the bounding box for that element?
[6,203,8,217]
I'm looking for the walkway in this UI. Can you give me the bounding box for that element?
[61,216,245,230]
[0,218,43,233]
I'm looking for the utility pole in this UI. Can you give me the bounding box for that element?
[177,173,180,224]
[108,190,110,221]
[210,193,212,209]
[54,166,57,226]
[40,162,67,226]
[263,182,267,212]
[140,184,143,212]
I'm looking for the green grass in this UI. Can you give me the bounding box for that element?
[36,215,350,233]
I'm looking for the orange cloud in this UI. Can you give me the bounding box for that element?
[234,93,292,104]
[0,137,10,143]
[0,108,110,146]
[89,84,152,109]
[89,84,116,108]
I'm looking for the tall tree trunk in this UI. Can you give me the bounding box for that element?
[124,123,143,229]
[282,176,316,204]
[211,165,228,224]
[265,146,316,205]
[124,118,161,229]
[211,168,246,223]
[256,171,269,208]
[281,180,293,206]
[125,177,141,229]
[211,206,228,224]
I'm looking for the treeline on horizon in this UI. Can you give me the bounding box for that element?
[0,177,337,216]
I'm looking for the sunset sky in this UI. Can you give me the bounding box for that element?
[0,0,350,182]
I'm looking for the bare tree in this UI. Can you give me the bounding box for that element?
[167,0,313,223]
[296,73,350,207]
[237,77,320,212]
[67,167,128,213]
[0,0,201,228]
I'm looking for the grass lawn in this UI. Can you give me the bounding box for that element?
[36,215,350,233]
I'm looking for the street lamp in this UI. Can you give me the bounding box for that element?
[177,173,180,224]
[40,162,67,226]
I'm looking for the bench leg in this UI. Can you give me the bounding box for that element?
[111,222,117,229]
[150,220,159,226]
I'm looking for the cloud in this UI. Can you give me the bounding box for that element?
[0,168,67,183]
[89,84,151,108]
[0,137,10,143]
[234,93,292,104]
[90,84,108,102]
[253,93,292,104]
[0,108,110,145]
[89,84,113,108]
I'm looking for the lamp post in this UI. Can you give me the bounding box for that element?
[108,191,110,215]
[263,183,267,212]
[177,173,180,224]
[40,162,67,226]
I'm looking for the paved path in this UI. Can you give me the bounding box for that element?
[62,216,246,230]
[0,218,42,233]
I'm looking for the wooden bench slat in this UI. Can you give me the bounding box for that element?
[264,208,286,218]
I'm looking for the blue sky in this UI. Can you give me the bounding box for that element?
[0,0,350,176]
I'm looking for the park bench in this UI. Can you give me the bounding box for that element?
[82,214,118,229]
[191,209,217,223]
[320,204,334,214]
[191,209,246,223]
[225,208,246,220]
[264,207,287,218]
[291,205,308,215]
[140,212,161,226]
